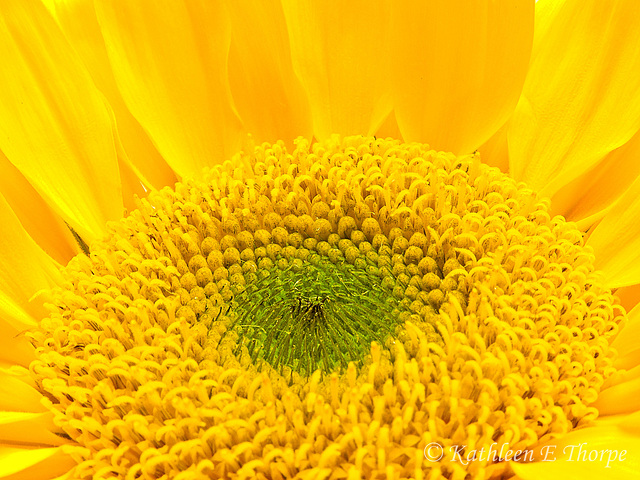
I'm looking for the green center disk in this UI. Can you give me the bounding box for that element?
[230,254,404,376]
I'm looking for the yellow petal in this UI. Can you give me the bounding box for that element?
[0,321,34,368]
[52,0,177,190]
[509,0,640,198]
[615,284,640,313]
[551,129,640,230]
[0,412,67,447]
[0,370,46,413]
[281,0,393,140]
[0,192,61,331]
[587,173,640,288]
[0,151,78,265]
[593,363,640,416]
[511,422,640,479]
[0,447,75,480]
[478,121,510,173]
[227,0,312,149]
[391,0,533,154]
[589,410,640,430]
[118,157,148,213]
[94,0,243,178]
[0,0,123,243]
[0,294,35,333]
[375,111,404,142]
[612,302,640,370]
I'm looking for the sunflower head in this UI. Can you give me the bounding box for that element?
[3,0,640,478]
[24,135,624,479]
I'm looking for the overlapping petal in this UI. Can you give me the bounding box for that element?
[0,151,77,265]
[614,284,640,314]
[587,174,640,288]
[594,366,640,416]
[51,0,177,191]
[281,0,393,140]
[94,0,243,178]
[0,320,34,369]
[390,0,534,155]
[0,447,75,480]
[0,370,46,413]
[550,129,640,229]
[227,0,312,148]
[512,415,640,479]
[509,0,640,198]
[611,302,640,370]
[0,0,123,243]
[0,193,61,332]
[0,412,67,447]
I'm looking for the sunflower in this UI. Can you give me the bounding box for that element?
[2,0,640,479]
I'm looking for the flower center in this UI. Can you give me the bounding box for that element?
[28,136,624,479]
[228,252,439,377]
